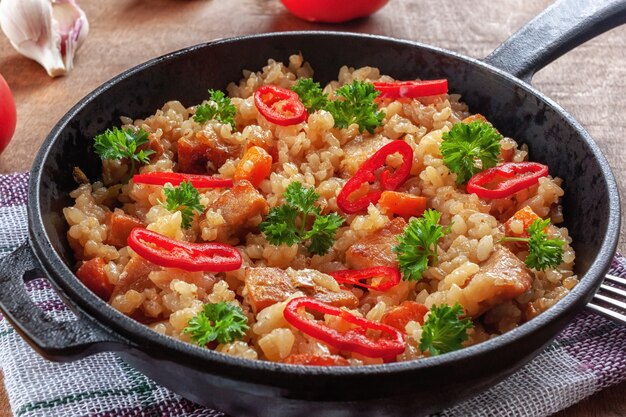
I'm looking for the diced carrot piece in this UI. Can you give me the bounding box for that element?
[378,191,427,219]
[283,354,350,366]
[381,301,429,331]
[505,206,541,238]
[105,212,144,248]
[462,114,489,124]
[234,146,272,187]
[76,257,114,300]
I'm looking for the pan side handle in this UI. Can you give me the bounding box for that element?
[0,242,126,361]
[484,0,626,83]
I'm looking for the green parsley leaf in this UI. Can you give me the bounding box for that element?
[440,120,502,183]
[93,127,154,178]
[291,78,329,113]
[283,181,320,217]
[260,181,345,255]
[526,219,565,270]
[161,180,204,229]
[193,89,236,128]
[419,303,473,356]
[326,80,385,134]
[393,209,451,281]
[260,205,301,247]
[305,213,345,255]
[184,302,249,346]
[500,218,565,270]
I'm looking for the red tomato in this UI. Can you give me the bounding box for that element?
[281,0,390,23]
[0,73,16,154]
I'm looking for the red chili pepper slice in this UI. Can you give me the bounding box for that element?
[284,297,405,361]
[337,140,413,214]
[132,172,233,188]
[127,228,242,272]
[329,266,401,292]
[373,79,448,99]
[254,85,307,126]
[466,162,549,199]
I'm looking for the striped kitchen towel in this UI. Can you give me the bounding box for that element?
[0,172,625,417]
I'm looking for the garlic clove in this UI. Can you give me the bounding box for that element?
[0,0,89,78]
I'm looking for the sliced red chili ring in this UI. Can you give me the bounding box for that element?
[466,162,549,199]
[337,140,413,214]
[132,172,233,188]
[373,79,448,99]
[254,85,307,126]
[329,266,401,292]
[284,297,405,361]
[127,228,242,272]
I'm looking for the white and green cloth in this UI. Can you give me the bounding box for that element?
[1,172,625,417]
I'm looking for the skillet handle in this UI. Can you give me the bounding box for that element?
[484,0,626,83]
[0,242,125,361]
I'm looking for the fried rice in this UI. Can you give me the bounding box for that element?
[63,54,576,366]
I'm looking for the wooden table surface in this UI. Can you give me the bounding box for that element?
[1,0,625,416]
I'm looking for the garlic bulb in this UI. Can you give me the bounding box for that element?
[0,0,89,77]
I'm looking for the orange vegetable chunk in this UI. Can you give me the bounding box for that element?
[105,212,144,248]
[505,206,541,238]
[381,301,428,331]
[379,191,427,219]
[234,146,272,187]
[76,257,114,300]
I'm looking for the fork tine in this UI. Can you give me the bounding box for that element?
[592,293,626,310]
[587,302,626,324]
[600,283,626,298]
[605,273,626,286]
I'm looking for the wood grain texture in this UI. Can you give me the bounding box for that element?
[0,0,625,416]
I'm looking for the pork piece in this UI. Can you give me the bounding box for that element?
[111,255,160,299]
[209,180,269,241]
[460,246,534,317]
[339,134,391,177]
[244,267,358,313]
[104,211,144,248]
[178,129,239,174]
[345,217,406,269]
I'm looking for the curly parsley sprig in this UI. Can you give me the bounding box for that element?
[291,78,329,113]
[161,180,204,229]
[327,80,385,134]
[194,89,237,129]
[440,120,502,183]
[419,303,473,356]
[500,218,565,270]
[260,181,345,255]
[290,78,385,134]
[93,127,154,178]
[393,209,451,281]
[184,302,249,346]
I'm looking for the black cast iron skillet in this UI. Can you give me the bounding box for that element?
[0,0,624,416]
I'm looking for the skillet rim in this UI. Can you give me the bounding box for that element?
[27,31,621,382]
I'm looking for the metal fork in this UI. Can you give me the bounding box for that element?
[587,274,626,324]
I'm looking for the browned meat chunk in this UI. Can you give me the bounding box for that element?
[178,130,239,174]
[209,180,269,241]
[244,267,358,313]
[339,134,391,177]
[345,217,406,269]
[460,246,534,317]
[111,255,160,299]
